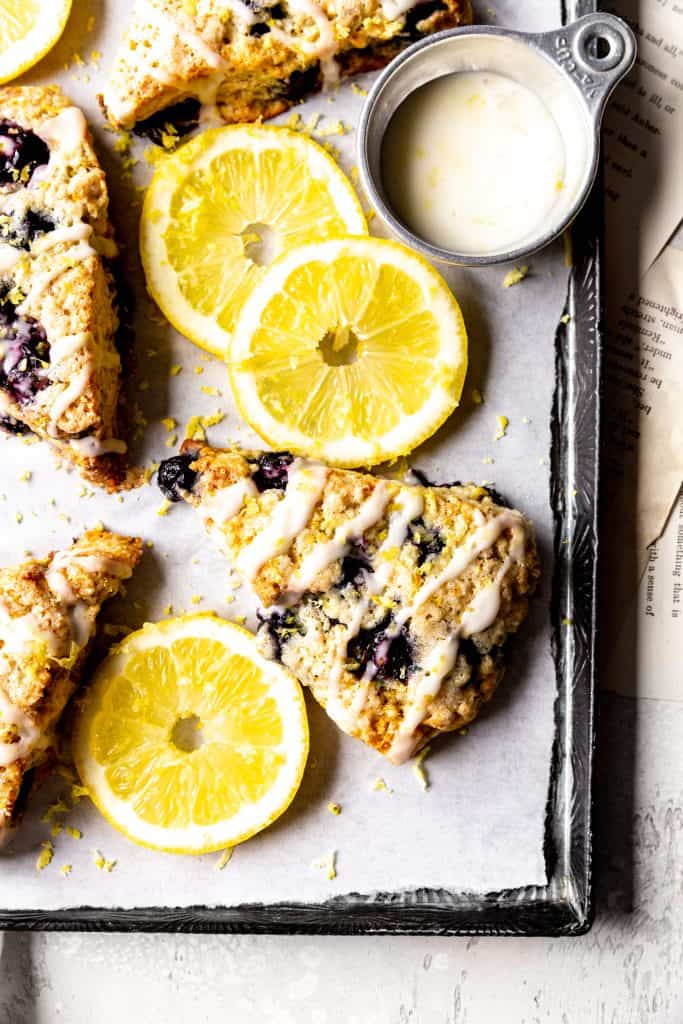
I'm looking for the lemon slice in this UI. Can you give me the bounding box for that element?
[229,237,468,466]
[73,614,309,854]
[0,0,72,84]
[140,125,367,358]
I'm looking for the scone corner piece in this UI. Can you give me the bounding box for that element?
[0,84,128,490]
[0,529,143,841]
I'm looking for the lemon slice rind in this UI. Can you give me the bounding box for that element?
[73,614,309,855]
[0,0,72,84]
[229,237,468,467]
[140,125,367,358]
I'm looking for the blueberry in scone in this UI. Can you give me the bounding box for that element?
[101,0,472,140]
[0,530,143,843]
[158,441,540,764]
[0,86,127,490]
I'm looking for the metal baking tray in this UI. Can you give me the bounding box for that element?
[1,0,600,935]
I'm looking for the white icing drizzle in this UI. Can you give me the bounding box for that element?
[225,0,258,26]
[137,0,227,70]
[67,555,133,578]
[69,436,128,457]
[0,243,20,275]
[104,1,231,125]
[45,566,76,605]
[46,549,132,649]
[201,476,258,524]
[385,511,528,764]
[48,331,92,364]
[67,603,93,648]
[0,603,61,660]
[0,686,40,769]
[393,509,525,634]
[44,565,90,645]
[194,72,229,127]
[381,0,419,19]
[47,367,91,436]
[18,240,96,311]
[270,0,339,89]
[237,460,329,581]
[0,601,63,769]
[31,223,92,254]
[37,107,88,154]
[289,482,390,595]
[324,488,424,731]
[50,549,132,581]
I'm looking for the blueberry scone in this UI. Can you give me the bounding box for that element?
[0,530,142,842]
[159,443,539,764]
[101,0,471,142]
[0,86,127,490]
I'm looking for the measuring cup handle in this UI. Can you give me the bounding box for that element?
[537,12,637,115]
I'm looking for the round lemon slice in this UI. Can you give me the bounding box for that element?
[73,614,309,855]
[0,0,72,84]
[140,125,367,358]
[229,237,468,467]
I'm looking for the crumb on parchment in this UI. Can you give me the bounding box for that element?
[215,848,233,870]
[412,746,431,791]
[372,777,391,793]
[42,798,70,822]
[494,415,509,441]
[502,266,528,288]
[60,864,72,878]
[327,802,342,816]
[312,850,337,880]
[36,841,54,871]
[93,850,116,873]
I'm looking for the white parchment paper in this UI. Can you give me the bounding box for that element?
[0,0,568,907]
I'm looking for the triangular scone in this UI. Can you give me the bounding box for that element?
[159,443,539,764]
[101,0,471,138]
[0,86,127,490]
[0,530,143,841]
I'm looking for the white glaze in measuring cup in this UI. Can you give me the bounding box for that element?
[358,13,636,266]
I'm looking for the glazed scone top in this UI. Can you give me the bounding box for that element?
[160,444,539,762]
[102,0,471,129]
[0,530,143,835]
[0,87,126,488]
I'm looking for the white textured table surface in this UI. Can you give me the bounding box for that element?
[1,693,681,1023]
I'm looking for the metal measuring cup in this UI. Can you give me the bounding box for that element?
[357,12,636,266]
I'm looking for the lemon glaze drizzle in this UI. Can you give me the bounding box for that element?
[386,514,527,764]
[237,460,329,581]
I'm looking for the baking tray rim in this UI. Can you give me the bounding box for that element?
[0,0,602,937]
